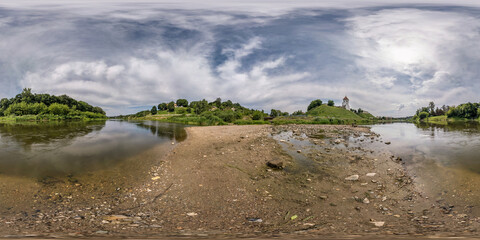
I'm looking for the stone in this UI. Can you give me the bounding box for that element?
[151,176,161,180]
[371,221,385,227]
[319,195,328,200]
[187,212,198,217]
[385,142,391,145]
[366,173,377,177]
[297,150,302,153]
[266,160,284,169]
[95,230,108,234]
[345,175,359,181]
[104,215,129,221]
[363,198,370,204]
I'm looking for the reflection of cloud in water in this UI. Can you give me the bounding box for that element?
[0,120,187,177]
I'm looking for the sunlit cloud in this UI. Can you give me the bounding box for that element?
[1,1,480,116]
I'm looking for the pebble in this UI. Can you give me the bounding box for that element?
[187,212,198,217]
[366,173,377,177]
[371,221,385,227]
[345,175,359,181]
[363,198,370,204]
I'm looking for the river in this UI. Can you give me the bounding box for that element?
[370,122,480,215]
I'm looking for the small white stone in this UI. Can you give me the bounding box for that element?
[371,221,385,227]
[186,212,198,217]
[363,198,370,204]
[345,175,359,181]
[366,173,377,177]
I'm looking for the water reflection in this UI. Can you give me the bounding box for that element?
[0,120,187,177]
[370,122,480,173]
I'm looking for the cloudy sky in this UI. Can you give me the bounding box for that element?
[1,0,480,116]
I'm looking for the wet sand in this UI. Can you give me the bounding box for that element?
[0,125,478,238]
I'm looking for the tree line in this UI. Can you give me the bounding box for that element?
[414,101,480,120]
[0,88,106,117]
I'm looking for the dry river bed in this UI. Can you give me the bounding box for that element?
[0,125,479,239]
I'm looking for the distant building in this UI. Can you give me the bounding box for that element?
[342,96,350,110]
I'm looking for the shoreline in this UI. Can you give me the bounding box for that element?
[0,124,478,238]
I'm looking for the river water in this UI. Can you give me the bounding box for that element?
[0,120,187,177]
[370,122,480,215]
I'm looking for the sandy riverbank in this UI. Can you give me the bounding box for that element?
[0,125,478,238]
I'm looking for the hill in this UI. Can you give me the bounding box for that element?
[306,105,363,120]
[357,111,375,119]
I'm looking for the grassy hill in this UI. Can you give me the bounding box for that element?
[307,105,363,120]
[357,111,375,119]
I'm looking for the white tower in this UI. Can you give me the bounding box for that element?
[342,96,350,110]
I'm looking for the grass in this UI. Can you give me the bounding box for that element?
[307,105,364,120]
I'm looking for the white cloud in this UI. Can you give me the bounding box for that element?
[344,8,480,115]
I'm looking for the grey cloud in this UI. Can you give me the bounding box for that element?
[1,2,480,116]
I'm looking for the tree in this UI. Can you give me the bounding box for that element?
[270,109,281,117]
[292,110,304,116]
[252,111,263,120]
[167,101,175,112]
[176,99,188,107]
[327,100,334,106]
[307,99,323,111]
[428,101,435,115]
[418,111,429,120]
[214,97,221,108]
[158,103,167,111]
[357,108,363,113]
[151,106,158,115]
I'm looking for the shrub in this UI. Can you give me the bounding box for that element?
[418,111,429,120]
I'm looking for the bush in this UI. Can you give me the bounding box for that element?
[307,99,323,111]
[327,100,334,106]
[48,103,71,115]
[252,111,263,120]
[418,111,429,120]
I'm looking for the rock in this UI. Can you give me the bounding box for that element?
[371,221,385,227]
[95,230,108,234]
[103,215,129,221]
[319,195,328,200]
[297,150,302,153]
[186,212,198,217]
[385,142,391,145]
[363,198,370,204]
[345,175,359,181]
[266,160,284,169]
[151,176,161,180]
[334,139,342,144]
[248,218,263,223]
[366,173,377,177]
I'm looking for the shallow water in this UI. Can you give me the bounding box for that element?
[0,120,187,177]
[370,122,480,215]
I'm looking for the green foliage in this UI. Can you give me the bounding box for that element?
[252,111,264,120]
[327,100,334,106]
[167,101,175,112]
[48,103,71,115]
[292,110,305,116]
[446,102,479,119]
[307,99,323,111]
[270,109,286,117]
[151,106,158,115]
[176,99,189,107]
[418,111,429,120]
[4,102,48,116]
[158,103,167,111]
[0,88,105,118]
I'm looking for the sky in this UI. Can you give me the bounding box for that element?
[1,0,480,116]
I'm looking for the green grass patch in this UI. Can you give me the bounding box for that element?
[307,105,363,120]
